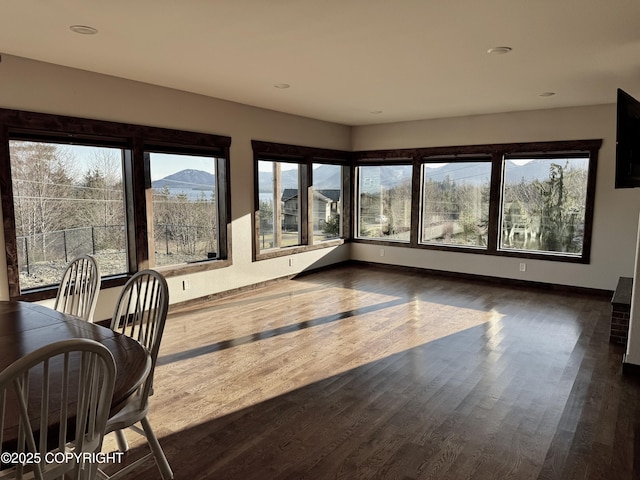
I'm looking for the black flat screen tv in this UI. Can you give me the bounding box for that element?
[615,88,640,188]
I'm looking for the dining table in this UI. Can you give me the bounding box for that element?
[0,299,151,452]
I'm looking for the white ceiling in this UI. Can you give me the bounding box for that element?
[1,0,640,126]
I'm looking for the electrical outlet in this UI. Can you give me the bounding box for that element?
[380,248,385,257]
[182,279,191,290]
[288,258,294,267]
[519,263,526,272]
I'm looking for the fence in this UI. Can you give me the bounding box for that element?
[17,225,126,275]
[153,223,217,256]
[18,223,218,274]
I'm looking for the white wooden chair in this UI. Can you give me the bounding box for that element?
[98,270,173,480]
[54,255,101,322]
[0,338,116,480]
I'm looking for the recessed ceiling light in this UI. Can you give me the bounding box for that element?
[487,46,512,55]
[539,92,556,97]
[274,83,290,89]
[69,25,98,35]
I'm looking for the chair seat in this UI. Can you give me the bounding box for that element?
[98,270,173,480]
[105,392,149,433]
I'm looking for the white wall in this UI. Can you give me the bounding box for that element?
[352,105,640,291]
[0,55,352,319]
[1,55,637,319]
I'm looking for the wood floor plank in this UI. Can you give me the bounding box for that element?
[98,264,640,479]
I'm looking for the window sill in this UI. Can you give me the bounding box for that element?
[353,238,588,264]
[355,237,410,244]
[254,239,345,261]
[14,275,129,302]
[154,258,233,278]
[495,248,587,264]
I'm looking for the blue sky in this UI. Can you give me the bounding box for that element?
[67,145,215,181]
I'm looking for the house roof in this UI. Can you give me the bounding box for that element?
[282,189,299,202]
[282,189,340,202]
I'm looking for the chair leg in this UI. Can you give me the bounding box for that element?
[83,462,100,480]
[140,416,173,480]
[114,429,129,452]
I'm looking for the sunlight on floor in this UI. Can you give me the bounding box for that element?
[150,282,506,436]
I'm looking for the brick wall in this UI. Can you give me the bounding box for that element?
[611,277,633,345]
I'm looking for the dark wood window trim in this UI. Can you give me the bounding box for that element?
[419,155,493,250]
[0,107,232,300]
[352,139,602,264]
[142,146,232,276]
[251,141,350,261]
[353,160,414,244]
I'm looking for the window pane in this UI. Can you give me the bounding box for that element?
[258,160,301,251]
[258,160,276,251]
[150,152,219,267]
[10,141,127,291]
[281,163,300,247]
[357,165,412,241]
[500,157,590,255]
[312,163,342,242]
[421,161,491,247]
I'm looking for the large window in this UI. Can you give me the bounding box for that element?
[353,139,600,263]
[312,163,343,242]
[357,164,412,242]
[252,141,349,259]
[258,160,302,251]
[0,108,231,300]
[149,152,221,267]
[10,141,127,291]
[421,160,491,248]
[500,154,590,256]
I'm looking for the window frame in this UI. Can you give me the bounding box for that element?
[252,141,350,261]
[354,159,414,243]
[257,157,306,251]
[144,146,230,270]
[311,161,345,243]
[9,138,131,290]
[419,155,493,250]
[352,139,601,264]
[0,107,232,301]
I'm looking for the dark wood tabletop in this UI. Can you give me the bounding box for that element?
[0,300,151,450]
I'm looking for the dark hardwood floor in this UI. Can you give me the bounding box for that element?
[100,263,640,479]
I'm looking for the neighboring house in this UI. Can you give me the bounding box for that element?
[282,189,341,231]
